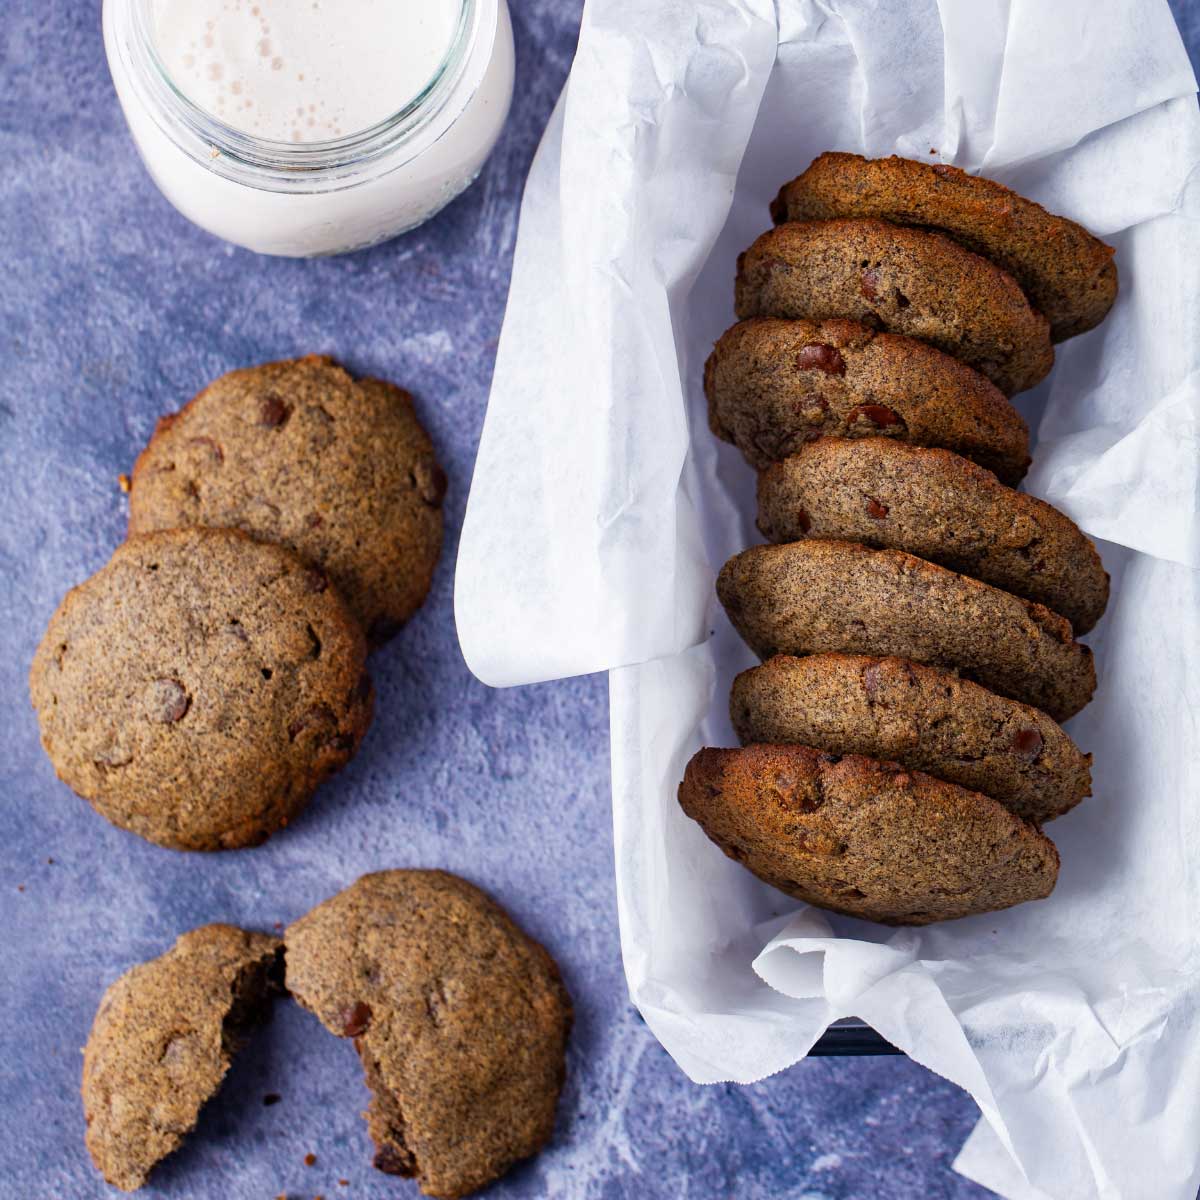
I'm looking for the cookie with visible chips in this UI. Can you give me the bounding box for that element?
[128,355,444,646]
[285,870,572,1199]
[771,152,1117,341]
[716,539,1095,721]
[756,437,1108,632]
[731,653,1091,824]
[81,924,283,1191]
[705,318,1030,483]
[679,744,1060,925]
[29,526,373,850]
[735,218,1054,394]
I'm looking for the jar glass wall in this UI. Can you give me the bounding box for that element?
[103,0,515,257]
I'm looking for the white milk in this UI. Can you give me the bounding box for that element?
[149,0,459,143]
[104,0,514,256]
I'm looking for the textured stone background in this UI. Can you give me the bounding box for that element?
[1,4,1196,1198]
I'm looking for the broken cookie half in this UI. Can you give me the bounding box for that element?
[285,869,573,1199]
[81,924,283,1191]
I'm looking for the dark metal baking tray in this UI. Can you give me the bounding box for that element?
[810,1018,901,1055]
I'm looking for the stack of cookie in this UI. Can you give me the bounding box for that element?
[30,356,445,852]
[680,153,1116,926]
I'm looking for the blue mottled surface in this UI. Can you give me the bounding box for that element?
[0,4,1196,1199]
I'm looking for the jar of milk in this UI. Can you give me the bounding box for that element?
[103,0,515,256]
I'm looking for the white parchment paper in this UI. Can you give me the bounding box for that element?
[456,2,1200,1195]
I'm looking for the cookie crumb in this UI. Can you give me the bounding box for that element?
[304,1152,317,1167]
[17,884,25,892]
[338,1181,349,1188]
[118,473,131,494]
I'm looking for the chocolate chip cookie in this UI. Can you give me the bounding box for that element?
[127,356,445,646]
[735,218,1054,394]
[731,654,1091,824]
[717,540,1095,721]
[705,318,1030,484]
[757,437,1108,632]
[285,870,572,1199]
[679,744,1060,925]
[29,527,373,851]
[771,153,1117,341]
[82,925,283,1191]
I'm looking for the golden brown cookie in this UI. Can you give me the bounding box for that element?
[735,218,1054,394]
[756,437,1108,632]
[128,356,445,646]
[705,318,1030,484]
[731,654,1091,824]
[29,527,373,851]
[679,744,1059,925]
[81,925,283,1191]
[716,539,1095,721]
[284,870,572,1199]
[771,153,1117,341]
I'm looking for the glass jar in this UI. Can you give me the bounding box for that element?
[102,0,514,257]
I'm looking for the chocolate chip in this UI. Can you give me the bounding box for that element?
[863,662,881,700]
[860,267,881,300]
[1012,728,1044,759]
[257,395,292,428]
[411,460,447,506]
[866,497,889,519]
[187,436,224,464]
[341,1000,373,1037]
[794,343,846,376]
[795,507,812,534]
[772,772,825,814]
[146,678,190,723]
[847,403,902,428]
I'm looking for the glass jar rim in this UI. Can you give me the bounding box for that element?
[118,0,478,189]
